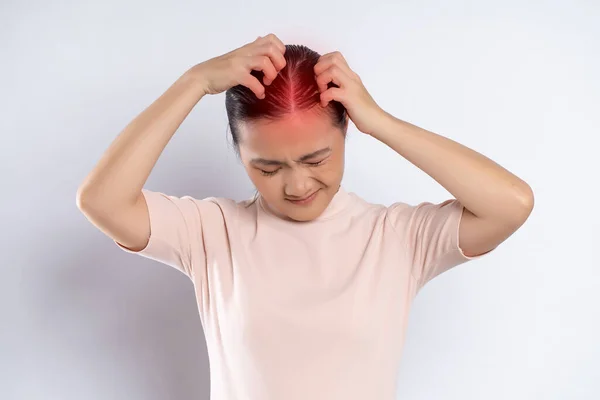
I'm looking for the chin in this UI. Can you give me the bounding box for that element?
[265,185,338,222]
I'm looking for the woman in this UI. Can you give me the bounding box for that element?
[77,33,534,400]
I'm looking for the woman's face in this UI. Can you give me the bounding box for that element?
[238,109,347,222]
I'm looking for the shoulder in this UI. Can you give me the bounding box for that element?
[384,198,463,239]
[349,193,461,229]
[343,192,412,227]
[195,194,260,220]
[346,192,413,218]
[141,189,258,222]
[386,198,459,218]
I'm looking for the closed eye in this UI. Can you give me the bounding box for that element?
[257,158,327,176]
[259,169,280,176]
[306,159,327,166]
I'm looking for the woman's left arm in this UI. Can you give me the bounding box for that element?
[314,51,535,257]
[369,112,534,257]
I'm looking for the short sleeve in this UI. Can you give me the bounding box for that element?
[387,198,489,291]
[114,189,217,282]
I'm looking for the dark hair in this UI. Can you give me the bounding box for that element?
[225,44,348,154]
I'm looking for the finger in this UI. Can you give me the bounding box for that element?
[263,33,287,58]
[254,34,286,74]
[249,55,278,86]
[260,42,287,75]
[241,73,266,99]
[315,64,350,93]
[320,87,344,107]
[314,51,349,75]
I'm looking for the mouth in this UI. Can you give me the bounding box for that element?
[286,189,320,205]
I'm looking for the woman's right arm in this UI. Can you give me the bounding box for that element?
[76,68,208,252]
[77,34,286,252]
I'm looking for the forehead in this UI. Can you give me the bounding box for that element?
[238,110,339,159]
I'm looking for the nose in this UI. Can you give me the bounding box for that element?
[284,169,313,199]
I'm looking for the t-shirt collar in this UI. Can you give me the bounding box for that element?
[258,185,351,222]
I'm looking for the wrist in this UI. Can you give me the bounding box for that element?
[369,109,397,140]
[182,65,208,97]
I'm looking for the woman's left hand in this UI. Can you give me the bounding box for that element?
[314,51,388,136]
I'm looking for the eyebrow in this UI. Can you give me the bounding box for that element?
[250,146,332,166]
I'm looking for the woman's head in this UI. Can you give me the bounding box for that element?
[225,44,348,222]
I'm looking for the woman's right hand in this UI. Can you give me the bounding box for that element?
[191,34,287,99]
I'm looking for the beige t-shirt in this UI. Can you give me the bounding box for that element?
[116,186,487,400]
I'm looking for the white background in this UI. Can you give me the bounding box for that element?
[2,0,599,399]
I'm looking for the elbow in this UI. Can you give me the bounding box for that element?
[76,187,90,211]
[521,184,535,212]
[514,183,535,224]
[76,185,98,212]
